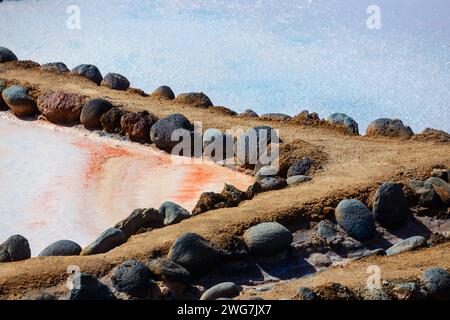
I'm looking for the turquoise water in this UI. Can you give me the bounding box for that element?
[1,0,449,132]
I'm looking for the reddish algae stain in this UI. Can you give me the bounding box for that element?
[172,165,215,203]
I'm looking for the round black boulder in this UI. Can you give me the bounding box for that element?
[111,260,154,298]
[69,273,115,300]
[151,86,175,100]
[150,113,193,150]
[287,157,315,177]
[39,240,82,257]
[80,98,114,129]
[70,64,103,85]
[0,234,31,263]
[372,182,410,228]
[101,73,130,91]
[0,47,18,63]
[41,62,69,73]
[335,199,376,240]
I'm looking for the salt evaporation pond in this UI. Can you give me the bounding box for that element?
[0,115,252,255]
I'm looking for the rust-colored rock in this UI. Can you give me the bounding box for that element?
[120,111,159,143]
[37,90,87,124]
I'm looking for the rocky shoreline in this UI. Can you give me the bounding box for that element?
[1,46,450,300]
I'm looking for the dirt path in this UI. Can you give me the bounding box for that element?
[0,63,449,298]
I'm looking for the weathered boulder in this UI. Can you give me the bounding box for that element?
[191,192,226,215]
[335,199,376,240]
[220,183,247,207]
[80,98,113,129]
[254,166,278,182]
[287,157,314,177]
[70,64,103,85]
[2,85,38,116]
[408,180,443,207]
[243,222,293,256]
[81,227,126,255]
[111,260,154,298]
[327,113,359,135]
[69,273,115,300]
[0,235,31,263]
[421,268,450,299]
[366,118,413,138]
[385,236,427,256]
[101,73,130,91]
[100,107,124,134]
[41,62,69,73]
[151,86,175,100]
[150,113,193,150]
[120,110,158,143]
[258,176,287,192]
[426,177,450,206]
[200,282,242,300]
[147,258,191,284]
[168,233,222,276]
[372,182,410,228]
[246,181,263,199]
[0,47,18,63]
[316,220,341,243]
[286,175,311,185]
[159,201,190,226]
[114,208,163,239]
[239,109,259,118]
[175,92,213,108]
[37,90,86,124]
[39,240,81,257]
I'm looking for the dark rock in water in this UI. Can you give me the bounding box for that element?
[385,236,427,256]
[101,73,130,91]
[421,268,450,299]
[246,181,263,199]
[100,107,124,134]
[426,177,450,206]
[150,113,193,151]
[70,64,103,85]
[41,62,69,73]
[327,113,359,135]
[151,86,175,100]
[39,240,81,257]
[408,180,443,208]
[168,233,222,276]
[80,98,113,129]
[147,258,191,284]
[372,182,410,228]
[115,208,163,239]
[220,183,247,207]
[159,201,190,226]
[191,192,226,215]
[175,92,213,108]
[258,176,287,192]
[111,260,154,298]
[37,90,86,124]
[239,109,259,118]
[81,227,126,255]
[0,235,31,263]
[431,169,449,183]
[286,175,311,185]
[260,113,292,121]
[121,110,159,143]
[297,287,318,300]
[335,199,376,240]
[0,47,18,63]
[69,273,115,300]
[243,222,293,256]
[2,85,38,116]
[287,157,314,177]
[200,282,242,300]
[366,118,413,138]
[254,166,278,182]
[315,283,358,300]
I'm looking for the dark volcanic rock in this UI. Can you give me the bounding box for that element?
[258,176,287,192]
[2,85,38,116]
[287,157,314,177]
[426,177,450,206]
[243,222,293,256]
[101,73,130,91]
[100,107,124,134]
[39,240,82,257]
[220,183,247,207]
[191,192,226,215]
[0,80,6,110]
[159,201,190,226]
[335,199,376,240]
[246,181,263,199]
[408,180,443,207]
[168,233,222,276]
[70,64,103,85]
[372,182,410,228]
[147,258,191,284]
[175,92,213,108]
[421,268,450,299]
[69,273,115,300]
[81,227,126,255]
[37,90,86,124]
[150,113,193,151]
[80,98,114,129]
[41,62,69,73]
[366,118,413,138]
[111,260,154,298]
[115,208,163,239]
[327,113,359,135]
[239,109,259,118]
[385,236,427,256]
[120,110,159,143]
[200,282,242,300]
[0,235,31,263]
[151,86,175,100]
[297,287,318,300]
[0,47,18,63]
[286,175,311,185]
